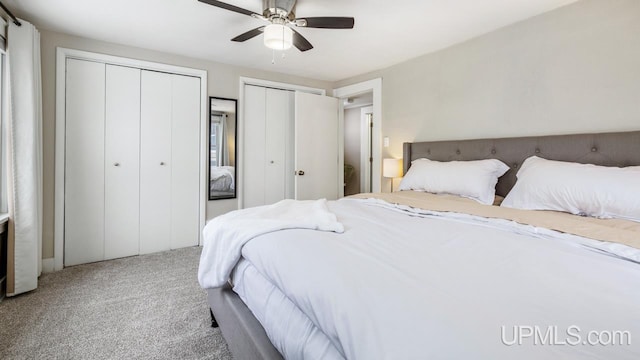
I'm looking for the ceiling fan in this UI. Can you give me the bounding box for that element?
[198,0,355,52]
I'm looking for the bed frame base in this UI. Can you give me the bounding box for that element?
[210,308,219,328]
[207,284,283,360]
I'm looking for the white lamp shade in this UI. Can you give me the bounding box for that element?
[264,24,293,50]
[383,158,403,178]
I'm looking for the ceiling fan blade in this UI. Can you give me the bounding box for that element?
[231,26,265,42]
[295,17,355,29]
[291,29,313,52]
[198,0,258,17]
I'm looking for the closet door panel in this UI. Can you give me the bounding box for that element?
[283,91,295,200]
[140,70,172,254]
[294,92,339,201]
[243,85,267,208]
[170,74,201,249]
[104,65,141,260]
[64,59,106,266]
[264,88,290,204]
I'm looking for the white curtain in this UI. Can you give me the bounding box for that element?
[220,114,229,166]
[6,20,43,296]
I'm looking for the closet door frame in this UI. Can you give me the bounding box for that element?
[237,77,326,209]
[54,47,208,271]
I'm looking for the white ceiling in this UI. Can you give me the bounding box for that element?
[6,0,578,81]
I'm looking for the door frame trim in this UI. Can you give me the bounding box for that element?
[359,106,374,193]
[55,47,208,270]
[334,78,383,195]
[237,77,326,209]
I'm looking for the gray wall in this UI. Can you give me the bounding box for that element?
[40,30,331,259]
[335,0,640,173]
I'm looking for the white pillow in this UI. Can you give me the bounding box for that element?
[501,156,640,222]
[398,158,509,205]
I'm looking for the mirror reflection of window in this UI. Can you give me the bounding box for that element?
[211,112,230,168]
[210,113,222,168]
[209,97,237,200]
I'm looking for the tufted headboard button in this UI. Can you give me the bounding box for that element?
[427,149,431,155]
[535,148,540,154]
[456,150,461,155]
[591,147,598,152]
[491,149,496,155]
[512,163,519,169]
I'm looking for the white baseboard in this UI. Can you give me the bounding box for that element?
[42,258,55,273]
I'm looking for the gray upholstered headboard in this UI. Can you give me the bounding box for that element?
[403,131,640,197]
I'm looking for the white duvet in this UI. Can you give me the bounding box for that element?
[201,198,640,359]
[198,199,343,288]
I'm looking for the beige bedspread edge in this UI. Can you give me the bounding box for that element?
[349,191,640,250]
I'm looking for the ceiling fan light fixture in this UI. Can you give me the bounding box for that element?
[263,23,293,50]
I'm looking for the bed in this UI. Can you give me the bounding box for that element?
[202,131,640,360]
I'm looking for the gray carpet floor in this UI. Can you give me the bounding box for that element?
[0,247,233,360]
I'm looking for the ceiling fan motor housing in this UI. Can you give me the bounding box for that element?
[263,0,297,20]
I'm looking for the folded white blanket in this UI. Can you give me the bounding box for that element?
[198,199,344,288]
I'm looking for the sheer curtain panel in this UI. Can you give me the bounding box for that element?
[6,19,43,296]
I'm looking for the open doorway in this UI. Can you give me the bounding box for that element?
[343,92,373,196]
[334,78,382,197]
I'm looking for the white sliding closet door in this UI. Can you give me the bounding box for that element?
[294,92,339,201]
[64,59,106,266]
[104,65,141,260]
[243,85,267,208]
[244,85,340,207]
[140,70,201,253]
[170,75,201,249]
[265,88,294,204]
[61,52,204,267]
[140,71,172,254]
[243,85,295,208]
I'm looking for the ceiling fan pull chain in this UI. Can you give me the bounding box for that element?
[280,24,286,59]
[271,49,276,65]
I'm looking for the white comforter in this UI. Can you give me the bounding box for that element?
[198,199,344,288]
[201,198,640,359]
